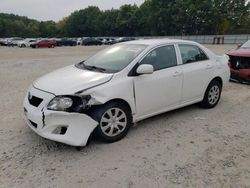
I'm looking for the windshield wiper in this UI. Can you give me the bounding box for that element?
[79,62,106,72]
[86,65,107,72]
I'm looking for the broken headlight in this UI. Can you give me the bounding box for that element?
[47,95,91,112]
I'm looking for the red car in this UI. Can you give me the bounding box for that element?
[227,40,250,84]
[30,40,56,48]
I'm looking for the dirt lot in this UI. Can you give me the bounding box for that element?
[0,44,249,188]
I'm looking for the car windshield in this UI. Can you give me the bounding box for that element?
[241,40,250,49]
[76,44,147,73]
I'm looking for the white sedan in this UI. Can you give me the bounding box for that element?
[17,39,37,48]
[23,39,230,146]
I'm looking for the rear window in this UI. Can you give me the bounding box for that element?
[179,44,209,64]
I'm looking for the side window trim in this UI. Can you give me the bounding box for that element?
[174,44,183,66]
[177,44,210,65]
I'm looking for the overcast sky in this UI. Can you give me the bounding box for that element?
[0,0,145,21]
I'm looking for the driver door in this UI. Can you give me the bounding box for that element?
[133,45,183,119]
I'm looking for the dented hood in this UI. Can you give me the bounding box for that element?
[33,65,113,95]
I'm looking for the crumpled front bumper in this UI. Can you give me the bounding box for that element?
[23,86,98,146]
[230,69,250,83]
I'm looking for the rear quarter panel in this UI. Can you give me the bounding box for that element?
[213,56,230,85]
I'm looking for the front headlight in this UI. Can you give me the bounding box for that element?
[47,95,93,112]
[47,96,73,111]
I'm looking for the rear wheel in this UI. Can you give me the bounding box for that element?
[92,102,132,143]
[200,80,222,108]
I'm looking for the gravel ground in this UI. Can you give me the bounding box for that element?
[0,45,249,188]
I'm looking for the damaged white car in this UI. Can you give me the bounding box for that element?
[23,39,230,146]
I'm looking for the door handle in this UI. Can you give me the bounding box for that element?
[205,64,213,69]
[173,71,182,77]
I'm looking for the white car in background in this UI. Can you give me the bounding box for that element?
[18,39,37,48]
[8,37,23,46]
[0,37,23,46]
[23,39,230,146]
[76,38,82,45]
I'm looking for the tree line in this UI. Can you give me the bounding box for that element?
[0,0,249,38]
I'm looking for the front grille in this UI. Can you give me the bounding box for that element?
[231,73,240,80]
[29,120,37,128]
[229,55,250,70]
[28,95,43,107]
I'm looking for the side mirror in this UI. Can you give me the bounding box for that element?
[136,64,154,75]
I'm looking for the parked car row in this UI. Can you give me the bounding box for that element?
[0,37,24,46]
[0,37,136,48]
[0,38,77,48]
[18,39,38,48]
[79,37,136,46]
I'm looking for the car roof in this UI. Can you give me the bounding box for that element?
[123,38,198,46]
[123,38,216,59]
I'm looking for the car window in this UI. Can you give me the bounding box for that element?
[179,44,208,64]
[140,45,177,71]
[80,44,147,73]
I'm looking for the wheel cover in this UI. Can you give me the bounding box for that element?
[208,85,220,105]
[100,108,127,137]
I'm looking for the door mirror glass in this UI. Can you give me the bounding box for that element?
[136,64,154,75]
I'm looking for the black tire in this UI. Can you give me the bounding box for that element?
[92,101,132,143]
[200,80,222,108]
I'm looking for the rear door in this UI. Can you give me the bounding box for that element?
[178,44,215,103]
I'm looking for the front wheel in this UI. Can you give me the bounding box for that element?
[200,80,222,108]
[92,102,132,143]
